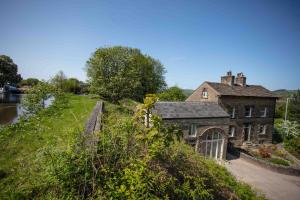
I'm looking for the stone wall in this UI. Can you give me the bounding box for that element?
[219,96,276,146]
[233,150,300,176]
[82,101,104,147]
[163,117,229,159]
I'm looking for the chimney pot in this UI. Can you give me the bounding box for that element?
[235,72,246,86]
[221,71,235,86]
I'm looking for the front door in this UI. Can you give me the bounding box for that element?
[198,129,224,160]
[243,123,251,142]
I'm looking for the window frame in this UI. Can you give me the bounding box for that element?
[189,124,197,136]
[202,88,208,99]
[260,107,267,118]
[258,124,267,135]
[229,126,235,137]
[244,106,253,118]
[230,107,236,118]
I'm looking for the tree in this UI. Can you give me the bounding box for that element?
[289,90,300,123]
[158,86,187,101]
[86,46,166,102]
[0,55,22,87]
[51,71,68,91]
[22,82,55,114]
[66,78,81,94]
[19,78,40,87]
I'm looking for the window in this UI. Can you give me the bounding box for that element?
[244,106,253,117]
[202,88,208,98]
[243,123,252,142]
[260,107,267,117]
[229,126,235,137]
[258,124,267,134]
[189,124,197,136]
[228,106,236,118]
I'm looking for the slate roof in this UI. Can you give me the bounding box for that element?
[206,82,279,98]
[152,101,229,119]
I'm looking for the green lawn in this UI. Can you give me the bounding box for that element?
[0,95,97,198]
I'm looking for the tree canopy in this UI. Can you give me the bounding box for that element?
[19,78,40,87]
[50,71,81,94]
[86,46,166,102]
[0,55,22,87]
[158,86,187,101]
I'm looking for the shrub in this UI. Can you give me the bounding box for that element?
[258,146,271,158]
[284,137,300,159]
[269,158,289,166]
[274,149,287,159]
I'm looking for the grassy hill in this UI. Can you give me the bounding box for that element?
[273,89,298,102]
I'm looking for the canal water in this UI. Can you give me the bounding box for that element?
[0,93,24,125]
[0,93,54,126]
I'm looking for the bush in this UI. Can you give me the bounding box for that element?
[284,137,300,159]
[258,146,271,158]
[269,158,289,166]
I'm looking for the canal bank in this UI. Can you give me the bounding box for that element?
[0,93,54,126]
[0,95,97,198]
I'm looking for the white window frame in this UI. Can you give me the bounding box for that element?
[258,124,267,135]
[260,107,267,117]
[245,106,253,118]
[229,126,235,137]
[189,124,197,136]
[202,89,208,99]
[230,107,236,118]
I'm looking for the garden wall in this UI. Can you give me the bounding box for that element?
[230,149,300,176]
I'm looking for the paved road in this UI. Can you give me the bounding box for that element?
[225,156,300,200]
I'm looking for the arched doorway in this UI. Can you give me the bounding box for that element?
[197,128,225,160]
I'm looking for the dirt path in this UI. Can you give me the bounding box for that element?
[225,156,300,200]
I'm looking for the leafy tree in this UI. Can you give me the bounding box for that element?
[288,89,300,122]
[22,82,55,114]
[0,55,22,87]
[51,70,68,91]
[86,46,166,102]
[158,86,187,101]
[51,71,82,94]
[19,78,40,87]
[22,81,68,114]
[279,120,300,139]
[66,78,81,94]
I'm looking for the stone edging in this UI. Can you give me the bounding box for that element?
[238,151,300,176]
[82,101,104,147]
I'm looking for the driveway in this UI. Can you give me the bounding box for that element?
[225,155,300,200]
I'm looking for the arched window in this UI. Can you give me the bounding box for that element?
[198,128,225,160]
[202,88,208,98]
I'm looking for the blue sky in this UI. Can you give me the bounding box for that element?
[1,0,300,90]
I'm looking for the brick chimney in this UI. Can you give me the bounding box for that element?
[221,71,235,86]
[235,72,246,87]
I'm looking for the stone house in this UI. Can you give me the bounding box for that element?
[152,102,230,160]
[153,71,279,160]
[186,71,279,148]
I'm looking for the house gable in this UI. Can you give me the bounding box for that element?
[186,82,220,102]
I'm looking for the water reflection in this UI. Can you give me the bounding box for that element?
[0,93,53,126]
[0,93,24,125]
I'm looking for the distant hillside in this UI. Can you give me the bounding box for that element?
[182,89,194,97]
[273,89,298,101]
